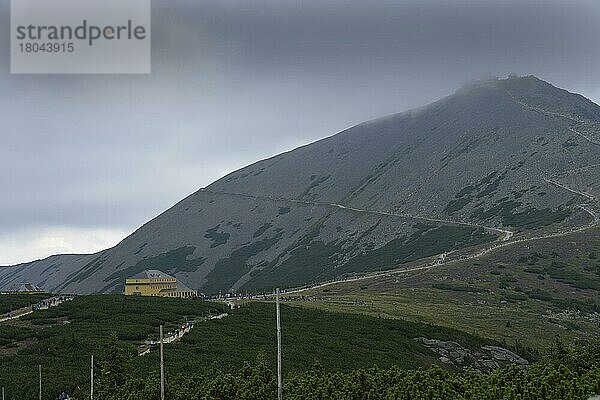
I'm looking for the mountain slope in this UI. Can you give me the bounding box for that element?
[2,75,599,294]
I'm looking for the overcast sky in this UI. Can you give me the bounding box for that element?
[1,0,600,265]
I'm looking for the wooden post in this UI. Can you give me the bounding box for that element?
[2,385,5,400]
[38,364,42,400]
[276,288,282,400]
[160,325,165,400]
[90,355,94,400]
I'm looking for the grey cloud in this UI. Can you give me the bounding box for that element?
[1,0,600,263]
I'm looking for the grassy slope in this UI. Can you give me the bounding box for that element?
[282,227,600,349]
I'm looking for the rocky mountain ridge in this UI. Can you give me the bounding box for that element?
[1,75,599,294]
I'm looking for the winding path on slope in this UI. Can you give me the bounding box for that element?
[542,178,596,202]
[202,189,514,241]
[210,95,600,295]
[205,169,599,296]
[210,179,597,296]
[504,91,600,146]
[273,198,600,297]
[0,296,74,323]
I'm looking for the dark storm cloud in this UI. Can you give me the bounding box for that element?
[1,0,600,263]
[151,0,600,91]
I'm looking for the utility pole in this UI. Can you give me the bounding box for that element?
[90,355,94,400]
[160,325,165,400]
[276,288,282,400]
[38,364,42,400]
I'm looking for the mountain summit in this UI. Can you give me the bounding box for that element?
[2,75,599,294]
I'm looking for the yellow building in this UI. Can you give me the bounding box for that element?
[124,270,197,298]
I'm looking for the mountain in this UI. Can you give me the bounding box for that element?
[1,75,599,294]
